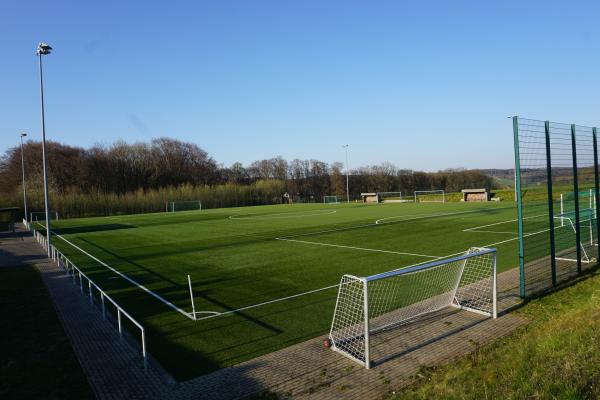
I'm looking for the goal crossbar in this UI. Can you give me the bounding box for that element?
[329,247,497,369]
[323,196,340,204]
[166,200,202,212]
[377,192,408,203]
[414,190,445,203]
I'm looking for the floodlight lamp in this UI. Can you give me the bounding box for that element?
[20,132,27,137]
[37,42,52,55]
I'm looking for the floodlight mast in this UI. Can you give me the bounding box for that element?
[19,133,28,222]
[37,42,52,256]
[343,145,350,204]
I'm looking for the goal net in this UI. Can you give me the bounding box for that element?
[167,200,202,212]
[323,196,340,204]
[328,247,497,369]
[377,192,409,203]
[414,190,445,203]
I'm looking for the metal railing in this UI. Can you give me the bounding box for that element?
[24,220,147,368]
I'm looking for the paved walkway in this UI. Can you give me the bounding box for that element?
[1,226,528,400]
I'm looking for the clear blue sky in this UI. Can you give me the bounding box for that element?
[2,1,599,171]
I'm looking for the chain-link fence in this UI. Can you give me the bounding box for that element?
[513,117,600,298]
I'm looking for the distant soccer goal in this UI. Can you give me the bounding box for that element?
[377,192,410,203]
[554,208,597,264]
[166,200,202,213]
[328,247,497,369]
[30,211,60,221]
[414,190,445,203]
[559,189,596,227]
[323,196,340,204]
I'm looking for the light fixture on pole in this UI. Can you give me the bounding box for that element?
[343,144,350,204]
[37,42,52,256]
[19,133,28,223]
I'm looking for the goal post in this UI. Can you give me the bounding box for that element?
[377,192,407,203]
[323,196,340,204]
[414,190,445,203]
[328,247,497,369]
[166,200,202,213]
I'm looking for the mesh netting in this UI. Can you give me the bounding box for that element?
[329,248,496,368]
[329,275,366,364]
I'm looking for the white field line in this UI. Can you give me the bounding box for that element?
[40,206,528,322]
[38,223,194,320]
[194,283,341,321]
[229,210,337,220]
[194,207,531,320]
[375,209,493,225]
[464,230,519,235]
[194,227,547,321]
[462,213,547,234]
[275,237,440,258]
[280,207,504,241]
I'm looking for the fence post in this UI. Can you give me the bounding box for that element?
[101,293,106,320]
[79,273,84,294]
[571,124,582,273]
[513,116,526,297]
[117,309,122,339]
[544,121,557,286]
[141,329,148,369]
[89,281,93,305]
[593,128,600,260]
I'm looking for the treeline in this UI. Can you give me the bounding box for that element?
[0,138,495,218]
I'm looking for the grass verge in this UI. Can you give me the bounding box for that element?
[393,270,600,399]
[0,264,93,399]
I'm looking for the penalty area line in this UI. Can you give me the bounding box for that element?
[275,237,440,258]
[194,225,553,321]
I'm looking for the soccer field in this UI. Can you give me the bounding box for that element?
[41,201,522,380]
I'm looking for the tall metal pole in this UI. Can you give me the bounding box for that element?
[20,133,28,222]
[343,145,350,204]
[37,43,52,256]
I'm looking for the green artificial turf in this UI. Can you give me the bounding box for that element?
[0,264,93,399]
[35,201,522,380]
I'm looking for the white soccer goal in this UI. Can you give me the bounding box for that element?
[328,247,497,369]
[30,211,59,221]
[377,192,408,203]
[166,200,202,213]
[554,208,596,264]
[414,190,445,203]
[559,189,596,227]
[323,196,340,204]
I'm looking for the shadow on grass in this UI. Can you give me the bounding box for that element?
[53,223,134,236]
[76,237,285,335]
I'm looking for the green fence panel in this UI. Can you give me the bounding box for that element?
[513,117,599,298]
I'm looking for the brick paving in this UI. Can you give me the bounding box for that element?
[1,226,528,400]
